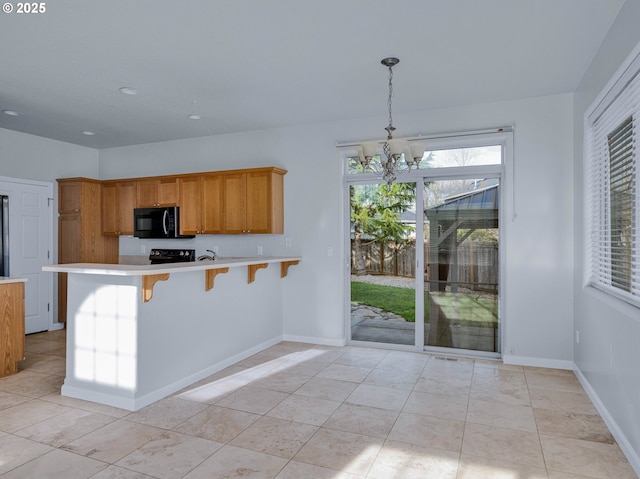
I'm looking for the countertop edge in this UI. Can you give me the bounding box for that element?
[0,277,28,284]
[42,256,302,276]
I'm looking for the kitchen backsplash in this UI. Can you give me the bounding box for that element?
[119,234,291,260]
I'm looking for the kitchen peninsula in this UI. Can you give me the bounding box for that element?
[43,256,300,411]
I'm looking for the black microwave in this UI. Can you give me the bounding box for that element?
[133,206,194,239]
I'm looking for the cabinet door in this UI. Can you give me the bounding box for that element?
[0,282,25,377]
[246,170,284,234]
[59,181,82,214]
[136,180,158,208]
[246,171,271,234]
[157,178,177,206]
[102,181,135,235]
[117,181,136,235]
[178,176,202,234]
[202,175,223,234]
[59,214,82,262]
[137,178,177,208]
[222,173,247,234]
[101,183,118,235]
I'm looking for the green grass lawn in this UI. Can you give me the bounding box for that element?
[351,281,498,328]
[351,282,417,322]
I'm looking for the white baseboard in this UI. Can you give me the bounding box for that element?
[574,367,640,477]
[61,384,136,411]
[282,334,346,347]
[502,354,574,370]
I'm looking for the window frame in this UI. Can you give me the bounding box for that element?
[584,41,640,309]
[341,129,512,356]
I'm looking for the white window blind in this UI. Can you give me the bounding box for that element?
[585,50,640,307]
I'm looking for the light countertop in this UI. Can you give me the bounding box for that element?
[0,277,27,285]
[43,256,301,276]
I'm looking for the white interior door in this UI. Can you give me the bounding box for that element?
[0,178,53,334]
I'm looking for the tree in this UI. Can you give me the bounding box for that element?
[351,182,416,275]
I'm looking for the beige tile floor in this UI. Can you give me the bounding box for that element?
[0,330,637,478]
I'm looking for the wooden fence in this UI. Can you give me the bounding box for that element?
[351,240,498,292]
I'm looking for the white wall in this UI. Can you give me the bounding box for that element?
[100,92,575,361]
[573,0,640,470]
[0,128,99,181]
[0,127,99,323]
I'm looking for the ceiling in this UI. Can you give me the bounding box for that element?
[0,0,625,149]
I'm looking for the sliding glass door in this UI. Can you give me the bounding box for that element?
[423,178,500,353]
[350,182,417,346]
[346,132,506,356]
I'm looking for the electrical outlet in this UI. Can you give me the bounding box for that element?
[140,245,146,254]
[575,330,580,344]
[213,246,219,255]
[257,245,263,256]
[285,237,292,247]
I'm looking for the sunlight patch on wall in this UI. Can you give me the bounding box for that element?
[74,284,137,390]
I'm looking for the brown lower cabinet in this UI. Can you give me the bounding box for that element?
[0,282,25,377]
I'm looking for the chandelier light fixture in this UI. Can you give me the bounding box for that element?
[355,57,425,185]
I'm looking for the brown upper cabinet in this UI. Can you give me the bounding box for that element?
[223,167,285,234]
[137,177,177,208]
[60,166,285,240]
[177,174,224,235]
[102,180,137,236]
[58,180,83,214]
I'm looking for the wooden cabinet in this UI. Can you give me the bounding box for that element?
[221,172,246,234]
[59,181,82,214]
[223,168,285,234]
[58,178,119,322]
[102,180,136,236]
[178,174,223,234]
[137,177,177,208]
[0,281,25,377]
[178,167,284,235]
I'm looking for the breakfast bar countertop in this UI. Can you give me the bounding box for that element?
[43,256,301,276]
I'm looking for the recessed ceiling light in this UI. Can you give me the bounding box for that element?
[188,114,202,120]
[82,130,96,136]
[2,110,22,116]
[119,87,139,95]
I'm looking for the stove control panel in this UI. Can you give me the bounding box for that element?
[149,249,196,263]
